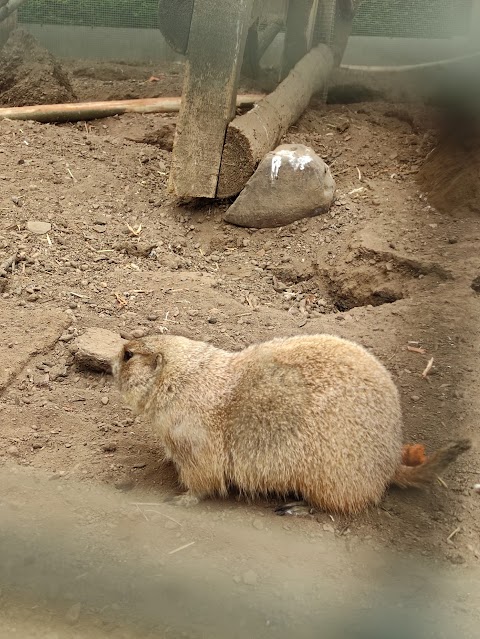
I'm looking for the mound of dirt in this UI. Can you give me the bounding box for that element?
[0,29,76,106]
[417,145,480,215]
[417,62,480,214]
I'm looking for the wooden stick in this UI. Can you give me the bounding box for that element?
[0,93,263,124]
[422,357,434,378]
[217,43,334,198]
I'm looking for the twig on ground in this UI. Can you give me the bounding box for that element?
[422,357,434,378]
[168,541,195,555]
[407,345,426,354]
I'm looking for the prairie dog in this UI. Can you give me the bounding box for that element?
[114,334,470,514]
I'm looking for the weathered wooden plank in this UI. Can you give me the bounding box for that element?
[169,0,254,198]
[281,0,319,77]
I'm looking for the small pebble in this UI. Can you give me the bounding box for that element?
[101,396,109,405]
[7,445,19,456]
[131,328,146,339]
[102,443,117,453]
[59,333,75,342]
[473,484,480,494]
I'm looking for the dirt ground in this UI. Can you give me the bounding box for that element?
[1,40,480,637]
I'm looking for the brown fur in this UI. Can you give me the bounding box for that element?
[113,334,471,515]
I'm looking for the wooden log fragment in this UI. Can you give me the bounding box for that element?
[168,0,254,198]
[216,43,334,199]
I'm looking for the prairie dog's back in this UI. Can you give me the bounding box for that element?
[223,335,403,511]
[230,334,400,414]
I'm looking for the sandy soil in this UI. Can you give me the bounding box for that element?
[0,36,479,638]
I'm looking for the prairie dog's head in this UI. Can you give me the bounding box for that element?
[113,334,218,414]
[113,338,164,414]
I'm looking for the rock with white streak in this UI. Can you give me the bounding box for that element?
[224,144,335,229]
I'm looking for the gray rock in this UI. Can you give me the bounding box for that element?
[224,144,335,229]
[26,220,52,235]
[73,328,126,373]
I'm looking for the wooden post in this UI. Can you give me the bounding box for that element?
[281,0,319,77]
[169,0,254,198]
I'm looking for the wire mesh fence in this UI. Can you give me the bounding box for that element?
[353,0,472,38]
[17,0,473,38]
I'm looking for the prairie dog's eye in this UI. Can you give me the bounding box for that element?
[123,349,134,362]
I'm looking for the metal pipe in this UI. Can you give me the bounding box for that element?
[340,50,480,73]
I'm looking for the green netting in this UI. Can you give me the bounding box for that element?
[18,0,472,38]
[18,0,159,29]
[352,0,472,38]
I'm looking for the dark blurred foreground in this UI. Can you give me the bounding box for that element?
[0,464,477,639]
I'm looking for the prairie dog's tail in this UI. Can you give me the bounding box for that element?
[392,439,471,489]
